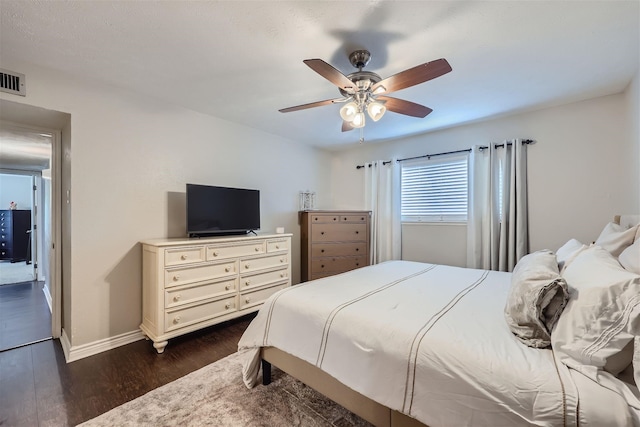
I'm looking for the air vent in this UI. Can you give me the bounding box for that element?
[0,68,26,96]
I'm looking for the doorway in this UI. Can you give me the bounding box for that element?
[0,126,54,351]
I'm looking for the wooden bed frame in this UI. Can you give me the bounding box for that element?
[261,346,427,427]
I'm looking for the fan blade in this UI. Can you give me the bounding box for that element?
[303,59,356,92]
[342,121,355,132]
[378,96,433,118]
[371,58,451,95]
[279,98,344,113]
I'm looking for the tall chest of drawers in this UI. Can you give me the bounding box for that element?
[0,210,31,262]
[300,210,371,282]
[140,233,292,353]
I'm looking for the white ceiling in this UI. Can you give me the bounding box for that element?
[1,1,638,150]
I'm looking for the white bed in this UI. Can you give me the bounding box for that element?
[238,217,640,427]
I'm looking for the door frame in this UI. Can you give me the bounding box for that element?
[0,121,61,339]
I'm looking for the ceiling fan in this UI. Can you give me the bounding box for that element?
[279,50,452,132]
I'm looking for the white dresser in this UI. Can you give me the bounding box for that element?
[140,233,292,353]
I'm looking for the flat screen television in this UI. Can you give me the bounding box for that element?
[186,184,260,237]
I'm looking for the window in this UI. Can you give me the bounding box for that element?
[401,154,468,223]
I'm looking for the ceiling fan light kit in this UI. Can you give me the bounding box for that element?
[280,49,452,138]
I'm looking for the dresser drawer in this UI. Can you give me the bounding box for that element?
[165,277,237,308]
[164,261,237,288]
[310,214,341,224]
[340,214,368,223]
[165,295,238,331]
[266,238,289,253]
[206,241,265,260]
[311,255,367,274]
[240,254,288,273]
[165,246,206,267]
[312,242,367,257]
[239,283,288,310]
[240,268,288,291]
[311,223,367,242]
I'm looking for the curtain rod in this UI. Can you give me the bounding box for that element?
[355,139,534,169]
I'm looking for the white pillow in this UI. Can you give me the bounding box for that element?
[504,250,569,348]
[552,246,640,380]
[595,222,639,257]
[555,238,587,272]
[619,238,640,274]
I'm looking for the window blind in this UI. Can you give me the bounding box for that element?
[401,154,468,222]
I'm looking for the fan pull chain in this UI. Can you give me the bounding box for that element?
[359,127,364,144]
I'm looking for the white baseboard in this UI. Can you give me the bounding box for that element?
[43,284,53,313]
[60,328,145,363]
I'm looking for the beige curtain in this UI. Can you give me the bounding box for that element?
[364,160,402,264]
[467,139,528,272]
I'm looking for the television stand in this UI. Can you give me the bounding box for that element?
[140,233,292,353]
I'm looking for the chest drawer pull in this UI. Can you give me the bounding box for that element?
[225,285,231,291]
[173,316,181,324]
[355,231,359,234]
[280,272,286,278]
[181,255,187,260]
[172,274,180,281]
[245,280,251,286]
[173,295,181,302]
[225,303,231,309]
[225,267,230,272]
[245,297,251,304]
[245,263,250,269]
[255,247,260,252]
[213,251,219,257]
[321,232,325,235]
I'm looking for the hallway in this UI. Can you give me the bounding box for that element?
[0,280,52,352]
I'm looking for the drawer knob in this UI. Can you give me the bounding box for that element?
[344,217,347,220]
[225,285,231,291]
[356,248,359,252]
[213,251,219,257]
[321,232,325,235]
[173,275,180,281]
[225,267,230,272]
[333,217,337,221]
[280,258,284,263]
[355,231,359,234]
[275,245,280,249]
[245,298,251,304]
[173,294,181,302]
[225,303,231,309]
[181,254,187,260]
[255,247,260,252]
[245,280,251,286]
[173,316,181,324]
[245,264,250,269]
[280,272,285,278]
[356,263,359,266]
[321,264,325,268]
[321,249,325,253]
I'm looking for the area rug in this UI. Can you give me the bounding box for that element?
[79,351,372,427]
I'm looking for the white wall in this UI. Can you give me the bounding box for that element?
[625,69,640,210]
[0,60,332,349]
[330,90,639,266]
[0,173,32,210]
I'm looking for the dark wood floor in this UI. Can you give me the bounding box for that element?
[0,281,52,352]
[0,313,255,426]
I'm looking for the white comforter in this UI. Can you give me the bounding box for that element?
[238,261,621,426]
